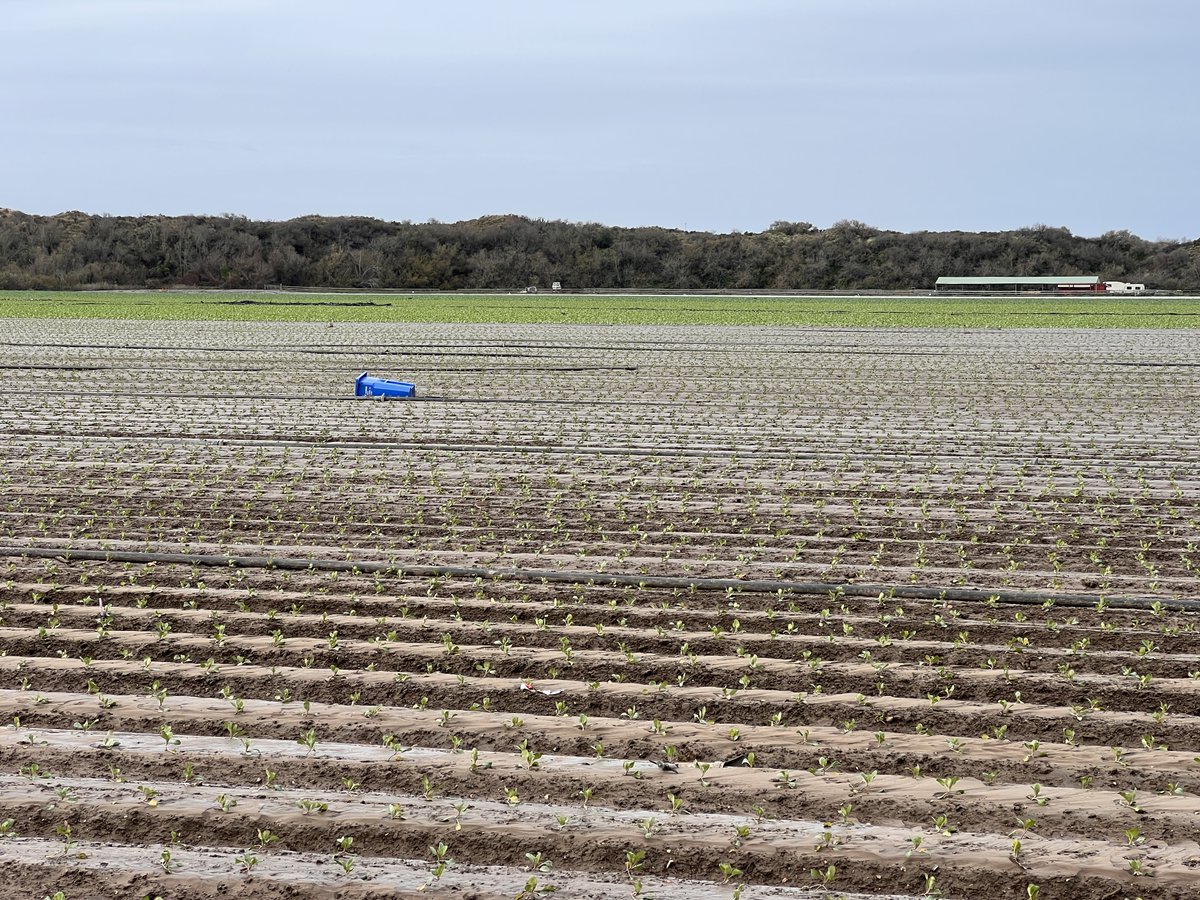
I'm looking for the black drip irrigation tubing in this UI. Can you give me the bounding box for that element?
[2,545,1197,613]
[0,393,665,405]
[7,431,1200,469]
[0,433,842,461]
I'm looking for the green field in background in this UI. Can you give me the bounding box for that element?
[1,291,1198,327]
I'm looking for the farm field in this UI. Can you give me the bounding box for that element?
[1,317,1199,899]
[2,289,1200,328]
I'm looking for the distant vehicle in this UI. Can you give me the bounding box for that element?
[1104,281,1146,293]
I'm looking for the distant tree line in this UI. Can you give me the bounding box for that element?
[0,209,1196,291]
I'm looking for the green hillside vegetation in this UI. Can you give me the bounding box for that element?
[1,209,1197,292]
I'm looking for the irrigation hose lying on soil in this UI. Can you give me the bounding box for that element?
[2,544,1197,613]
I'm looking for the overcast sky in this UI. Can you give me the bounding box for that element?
[2,0,1196,238]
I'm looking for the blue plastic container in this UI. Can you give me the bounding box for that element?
[355,372,416,399]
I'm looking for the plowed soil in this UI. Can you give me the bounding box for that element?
[1,319,1198,900]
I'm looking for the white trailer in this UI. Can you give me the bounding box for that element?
[1105,281,1146,292]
